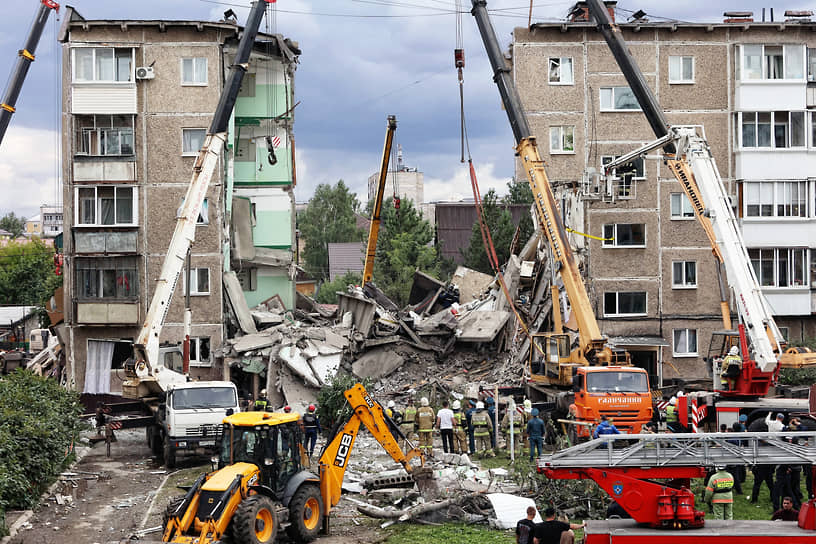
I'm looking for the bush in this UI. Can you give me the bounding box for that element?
[314,271,362,305]
[778,366,816,386]
[0,370,82,530]
[315,373,371,434]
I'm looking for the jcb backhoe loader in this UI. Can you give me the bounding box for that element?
[150,383,424,544]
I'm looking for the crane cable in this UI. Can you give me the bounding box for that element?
[263,2,279,167]
[454,0,465,163]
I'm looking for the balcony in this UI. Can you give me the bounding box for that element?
[76,302,139,325]
[74,230,138,254]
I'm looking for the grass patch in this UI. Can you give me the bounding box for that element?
[154,463,210,510]
[384,523,514,544]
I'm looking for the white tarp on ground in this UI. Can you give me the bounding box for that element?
[486,493,542,529]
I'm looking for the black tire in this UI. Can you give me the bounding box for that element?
[286,484,323,542]
[164,437,176,469]
[162,495,186,529]
[233,495,278,544]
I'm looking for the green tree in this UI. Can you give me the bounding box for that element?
[503,178,535,250]
[373,197,437,306]
[0,212,25,238]
[298,180,364,282]
[461,189,516,275]
[0,240,60,313]
[314,271,362,304]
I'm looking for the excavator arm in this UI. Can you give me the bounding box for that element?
[318,383,423,516]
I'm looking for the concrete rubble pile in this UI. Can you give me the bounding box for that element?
[221,262,540,410]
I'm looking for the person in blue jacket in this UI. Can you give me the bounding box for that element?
[465,399,477,454]
[526,408,545,461]
[593,415,621,445]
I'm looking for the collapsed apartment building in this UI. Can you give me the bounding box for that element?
[57,7,300,397]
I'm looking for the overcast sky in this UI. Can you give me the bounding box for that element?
[0,0,808,219]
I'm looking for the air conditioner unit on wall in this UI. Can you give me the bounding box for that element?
[135,66,155,80]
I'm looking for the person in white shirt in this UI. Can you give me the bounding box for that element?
[436,400,455,454]
[765,411,785,433]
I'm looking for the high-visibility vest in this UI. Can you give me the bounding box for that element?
[666,405,678,423]
[417,407,435,432]
[404,406,417,423]
[453,411,465,428]
[472,411,490,437]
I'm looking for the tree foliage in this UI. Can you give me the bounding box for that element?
[504,178,535,246]
[0,240,62,325]
[0,212,25,238]
[461,189,516,275]
[0,370,83,530]
[373,198,438,306]
[298,180,364,282]
[314,271,362,304]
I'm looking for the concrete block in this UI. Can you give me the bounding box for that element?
[351,348,405,380]
[233,332,279,353]
[451,266,494,303]
[250,311,284,327]
[278,346,320,387]
[456,311,511,342]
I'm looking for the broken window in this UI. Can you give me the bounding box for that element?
[72,47,133,82]
[603,291,647,316]
[76,257,139,300]
[673,329,697,356]
[549,125,574,153]
[602,223,645,247]
[548,57,574,85]
[190,337,212,367]
[237,268,257,291]
[182,128,206,155]
[668,55,694,83]
[672,261,697,288]
[670,193,694,219]
[181,57,208,85]
[75,185,137,226]
[75,115,134,156]
[177,197,209,225]
[599,86,640,111]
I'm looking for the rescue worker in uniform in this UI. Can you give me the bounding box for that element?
[387,400,402,425]
[501,401,525,452]
[526,408,545,461]
[471,401,494,457]
[721,346,743,391]
[665,396,680,432]
[451,400,468,454]
[400,398,418,451]
[302,404,321,458]
[254,389,269,411]
[416,397,436,457]
[465,399,477,454]
[704,465,735,520]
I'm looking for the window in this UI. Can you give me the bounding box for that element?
[600,86,640,111]
[744,181,807,218]
[601,155,645,198]
[72,48,133,82]
[740,44,804,81]
[749,248,807,287]
[182,128,206,155]
[672,261,697,288]
[740,111,805,148]
[75,186,137,226]
[181,57,208,85]
[75,115,134,156]
[669,56,694,83]
[548,57,574,85]
[673,328,698,356]
[189,337,211,367]
[237,268,257,291]
[670,193,695,219]
[178,198,209,225]
[185,268,210,295]
[808,48,816,81]
[549,125,574,153]
[76,257,138,300]
[603,291,647,316]
[602,224,645,247]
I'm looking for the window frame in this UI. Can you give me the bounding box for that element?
[670,193,695,220]
[182,128,207,156]
[673,328,698,357]
[740,44,805,81]
[668,55,695,84]
[75,257,139,301]
[75,115,135,157]
[548,57,574,85]
[601,155,645,199]
[74,185,138,227]
[549,125,575,154]
[671,261,698,289]
[184,267,211,296]
[749,247,808,288]
[189,336,212,367]
[603,291,647,317]
[71,47,135,83]
[743,180,808,218]
[739,111,806,149]
[602,223,646,248]
[599,86,641,112]
[181,57,208,86]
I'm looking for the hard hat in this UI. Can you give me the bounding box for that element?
[420,397,429,407]
[387,400,395,409]
[531,408,540,417]
[677,390,685,396]
[476,401,485,409]
[523,399,532,410]
[669,397,677,406]
[715,465,725,471]
[728,346,739,356]
[260,389,267,396]
[308,404,316,412]
[283,405,291,413]
[739,414,748,422]
[452,400,461,410]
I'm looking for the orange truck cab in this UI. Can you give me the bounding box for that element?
[572,366,653,437]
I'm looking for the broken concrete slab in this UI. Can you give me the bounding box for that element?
[414,308,458,334]
[451,266,494,304]
[310,353,342,384]
[278,346,320,388]
[337,292,376,337]
[456,311,511,342]
[250,311,284,327]
[233,332,281,353]
[352,347,405,380]
[275,367,318,411]
[408,270,446,306]
[223,271,258,334]
[231,197,255,261]
[486,494,541,529]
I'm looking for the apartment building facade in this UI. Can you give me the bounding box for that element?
[511,7,816,383]
[58,8,298,394]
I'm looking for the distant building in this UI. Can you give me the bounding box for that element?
[328,242,365,281]
[367,145,425,214]
[40,204,63,238]
[24,214,41,237]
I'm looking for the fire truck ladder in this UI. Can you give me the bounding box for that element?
[536,432,816,530]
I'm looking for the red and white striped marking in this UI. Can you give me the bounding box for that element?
[691,398,700,433]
